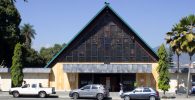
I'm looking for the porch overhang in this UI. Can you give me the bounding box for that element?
[169,68,195,73]
[0,68,51,73]
[63,64,152,73]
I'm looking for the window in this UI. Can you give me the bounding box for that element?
[82,85,91,90]
[117,27,122,33]
[110,25,117,33]
[22,84,29,88]
[143,88,151,92]
[92,86,98,89]
[130,44,135,49]
[105,38,111,44]
[32,84,37,88]
[134,89,142,92]
[60,20,154,63]
[116,38,122,44]
[39,83,42,88]
[192,75,195,86]
[91,44,97,56]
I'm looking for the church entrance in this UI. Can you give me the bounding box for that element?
[79,73,136,92]
[93,74,120,92]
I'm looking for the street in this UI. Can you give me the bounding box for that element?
[1,96,195,100]
[1,92,195,100]
[0,96,116,100]
[0,96,98,100]
[0,93,113,100]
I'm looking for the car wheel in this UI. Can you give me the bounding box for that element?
[96,93,104,100]
[149,96,155,100]
[13,91,19,98]
[39,91,46,98]
[124,95,130,100]
[73,93,79,100]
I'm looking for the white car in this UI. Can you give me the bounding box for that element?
[9,83,56,98]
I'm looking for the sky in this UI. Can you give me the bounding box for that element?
[15,0,195,51]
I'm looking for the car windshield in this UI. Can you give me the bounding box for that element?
[81,85,91,90]
[39,83,43,88]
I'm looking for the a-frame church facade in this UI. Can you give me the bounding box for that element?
[45,5,159,92]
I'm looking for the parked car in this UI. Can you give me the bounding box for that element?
[191,86,195,94]
[190,82,195,94]
[120,87,160,100]
[9,83,56,98]
[69,84,109,100]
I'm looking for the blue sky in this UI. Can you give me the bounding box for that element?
[15,0,195,51]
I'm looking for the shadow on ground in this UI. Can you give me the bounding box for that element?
[17,95,59,98]
[69,97,113,100]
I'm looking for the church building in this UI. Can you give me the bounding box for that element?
[45,4,159,92]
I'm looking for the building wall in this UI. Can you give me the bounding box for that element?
[136,73,156,89]
[50,62,158,91]
[0,73,49,91]
[49,63,65,91]
[151,63,159,89]
[23,73,49,87]
[135,63,158,89]
[0,73,11,91]
[168,73,193,93]
[64,73,78,91]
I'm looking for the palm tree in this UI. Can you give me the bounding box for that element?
[179,15,195,97]
[11,0,27,4]
[166,23,182,94]
[21,23,36,48]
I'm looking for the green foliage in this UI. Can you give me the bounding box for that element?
[11,43,23,87]
[20,23,36,48]
[178,14,195,97]
[179,15,195,57]
[157,44,170,95]
[134,82,139,87]
[23,47,45,67]
[40,43,65,63]
[165,14,195,97]
[165,24,182,56]
[165,22,183,93]
[0,0,22,67]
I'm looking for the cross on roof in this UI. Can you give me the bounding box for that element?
[104,2,110,5]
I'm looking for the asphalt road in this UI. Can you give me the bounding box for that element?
[0,96,99,100]
[2,92,195,100]
[0,95,112,100]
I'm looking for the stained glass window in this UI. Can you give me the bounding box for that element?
[62,15,155,63]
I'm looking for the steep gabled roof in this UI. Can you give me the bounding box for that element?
[45,5,158,68]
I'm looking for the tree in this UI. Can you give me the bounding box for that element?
[40,43,65,63]
[21,23,36,48]
[157,44,170,95]
[179,15,195,97]
[11,0,27,3]
[23,47,45,67]
[11,43,24,87]
[166,23,182,93]
[0,0,22,67]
